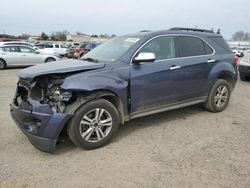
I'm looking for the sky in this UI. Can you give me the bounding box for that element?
[1,0,249,39]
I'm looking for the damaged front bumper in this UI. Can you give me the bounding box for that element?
[10,100,72,152]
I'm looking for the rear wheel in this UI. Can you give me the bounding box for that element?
[67,99,119,150]
[204,79,231,112]
[0,59,6,70]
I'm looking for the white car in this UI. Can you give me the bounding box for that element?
[35,43,68,56]
[0,41,38,50]
[233,49,244,57]
[0,45,61,69]
[238,53,250,81]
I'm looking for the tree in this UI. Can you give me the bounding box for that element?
[232,31,246,41]
[50,30,70,41]
[17,34,30,39]
[41,32,49,40]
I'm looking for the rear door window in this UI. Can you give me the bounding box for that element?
[176,36,213,57]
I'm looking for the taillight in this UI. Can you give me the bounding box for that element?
[233,55,239,67]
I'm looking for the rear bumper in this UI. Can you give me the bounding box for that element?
[10,101,72,152]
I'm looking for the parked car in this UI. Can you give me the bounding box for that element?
[0,41,38,50]
[66,42,87,58]
[238,53,250,81]
[35,43,68,56]
[10,27,238,152]
[233,49,244,57]
[0,45,61,69]
[78,42,101,58]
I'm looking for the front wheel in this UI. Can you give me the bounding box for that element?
[67,99,119,150]
[204,79,231,112]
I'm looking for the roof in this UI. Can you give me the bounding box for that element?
[123,28,221,39]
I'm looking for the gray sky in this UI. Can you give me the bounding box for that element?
[1,0,249,39]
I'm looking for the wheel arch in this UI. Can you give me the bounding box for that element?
[217,73,236,91]
[45,57,56,63]
[58,89,126,141]
[0,58,7,67]
[65,89,126,124]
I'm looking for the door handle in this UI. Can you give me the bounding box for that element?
[207,59,216,63]
[170,65,181,70]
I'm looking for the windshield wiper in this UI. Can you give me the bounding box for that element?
[81,57,99,63]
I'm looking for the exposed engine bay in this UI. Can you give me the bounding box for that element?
[15,76,73,113]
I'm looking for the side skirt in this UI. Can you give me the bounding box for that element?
[129,97,207,120]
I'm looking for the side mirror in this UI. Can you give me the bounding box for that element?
[133,52,155,64]
[34,50,40,54]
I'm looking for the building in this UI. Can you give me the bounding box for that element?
[227,41,250,49]
[67,34,109,43]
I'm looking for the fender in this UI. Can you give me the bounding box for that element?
[205,61,237,94]
[61,74,130,122]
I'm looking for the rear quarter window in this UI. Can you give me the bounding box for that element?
[207,36,232,53]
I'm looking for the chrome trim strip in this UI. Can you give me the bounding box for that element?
[130,34,215,65]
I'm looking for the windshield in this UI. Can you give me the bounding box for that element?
[81,36,141,62]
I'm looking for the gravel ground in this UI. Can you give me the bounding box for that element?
[0,68,250,188]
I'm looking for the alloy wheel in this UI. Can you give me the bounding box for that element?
[79,108,113,143]
[214,85,228,107]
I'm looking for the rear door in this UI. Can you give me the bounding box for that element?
[174,36,215,98]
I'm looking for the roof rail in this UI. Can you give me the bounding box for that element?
[169,27,214,33]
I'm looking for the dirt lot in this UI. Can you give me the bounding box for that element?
[0,68,250,188]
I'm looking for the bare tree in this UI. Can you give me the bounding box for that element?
[232,31,246,41]
[50,30,70,41]
[41,32,49,40]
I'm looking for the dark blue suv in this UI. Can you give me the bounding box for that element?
[10,28,238,152]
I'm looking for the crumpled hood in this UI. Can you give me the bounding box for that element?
[17,59,105,80]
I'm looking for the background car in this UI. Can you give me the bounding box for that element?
[0,45,61,69]
[78,42,101,58]
[66,42,87,58]
[238,53,250,81]
[233,49,244,57]
[35,42,68,56]
[0,41,38,50]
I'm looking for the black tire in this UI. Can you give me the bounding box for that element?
[78,53,83,59]
[0,59,6,70]
[45,57,56,63]
[240,74,246,81]
[204,79,231,112]
[67,98,119,150]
